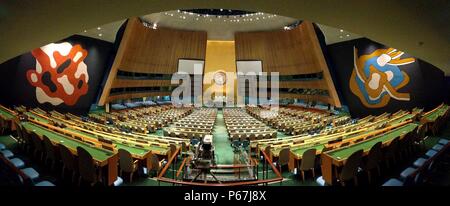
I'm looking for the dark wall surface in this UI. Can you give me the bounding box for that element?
[0,35,113,115]
[326,38,446,117]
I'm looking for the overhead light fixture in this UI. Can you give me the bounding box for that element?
[220,8,223,11]
[339,36,343,38]
[346,34,350,37]
[97,27,101,30]
[256,17,259,20]
[340,29,344,32]
[83,30,87,33]
[196,18,199,20]
[98,33,102,37]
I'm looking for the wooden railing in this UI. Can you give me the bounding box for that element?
[156,149,283,186]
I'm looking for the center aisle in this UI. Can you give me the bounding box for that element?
[213,110,235,164]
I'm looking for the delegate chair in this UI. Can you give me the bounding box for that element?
[30,132,44,161]
[77,146,98,186]
[118,149,139,182]
[298,148,317,181]
[147,153,162,177]
[384,137,400,168]
[362,142,382,184]
[59,144,77,182]
[277,148,290,174]
[42,135,58,170]
[338,149,364,186]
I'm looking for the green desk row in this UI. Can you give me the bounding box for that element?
[0,107,15,120]
[424,105,448,121]
[326,123,418,160]
[22,122,112,162]
[27,111,168,156]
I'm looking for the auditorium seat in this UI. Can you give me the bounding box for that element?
[382,178,404,186]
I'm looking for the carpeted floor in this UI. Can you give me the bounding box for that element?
[212,111,235,164]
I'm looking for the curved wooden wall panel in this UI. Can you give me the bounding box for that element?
[99,17,206,105]
[235,21,341,107]
[111,79,173,88]
[107,92,172,102]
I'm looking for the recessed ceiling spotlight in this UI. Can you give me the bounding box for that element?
[97,27,101,30]
[218,16,221,18]
[220,8,223,11]
[196,18,199,20]
[237,19,239,22]
[346,34,350,37]
[183,16,186,19]
[262,17,265,19]
[250,19,253,21]
[210,19,212,22]
[83,30,87,32]
[340,29,344,32]
[98,33,102,37]
[177,10,180,12]
[256,17,259,20]
[339,36,343,38]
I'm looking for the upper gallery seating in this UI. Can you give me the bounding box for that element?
[224,107,277,141]
[163,108,217,139]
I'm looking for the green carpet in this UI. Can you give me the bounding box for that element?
[213,111,235,164]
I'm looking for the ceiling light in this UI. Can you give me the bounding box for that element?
[97,27,101,30]
[83,30,87,32]
[210,19,212,22]
[98,33,102,37]
[237,19,239,22]
[339,36,343,38]
[220,9,223,11]
[346,34,350,37]
[340,29,344,32]
[262,17,265,19]
[196,18,199,20]
[177,10,180,12]
[256,17,259,20]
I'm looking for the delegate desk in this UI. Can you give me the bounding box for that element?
[26,111,169,168]
[21,121,119,186]
[320,123,418,185]
[0,105,17,130]
[421,104,448,123]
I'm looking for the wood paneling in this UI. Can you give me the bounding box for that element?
[99,17,207,105]
[107,92,172,102]
[235,21,341,107]
[278,80,328,90]
[120,21,207,74]
[111,79,173,88]
[279,93,334,105]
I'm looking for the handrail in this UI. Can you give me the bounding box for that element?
[156,145,282,186]
[176,157,188,177]
[158,147,180,179]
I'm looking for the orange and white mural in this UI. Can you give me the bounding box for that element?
[349,47,415,108]
[26,42,89,106]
